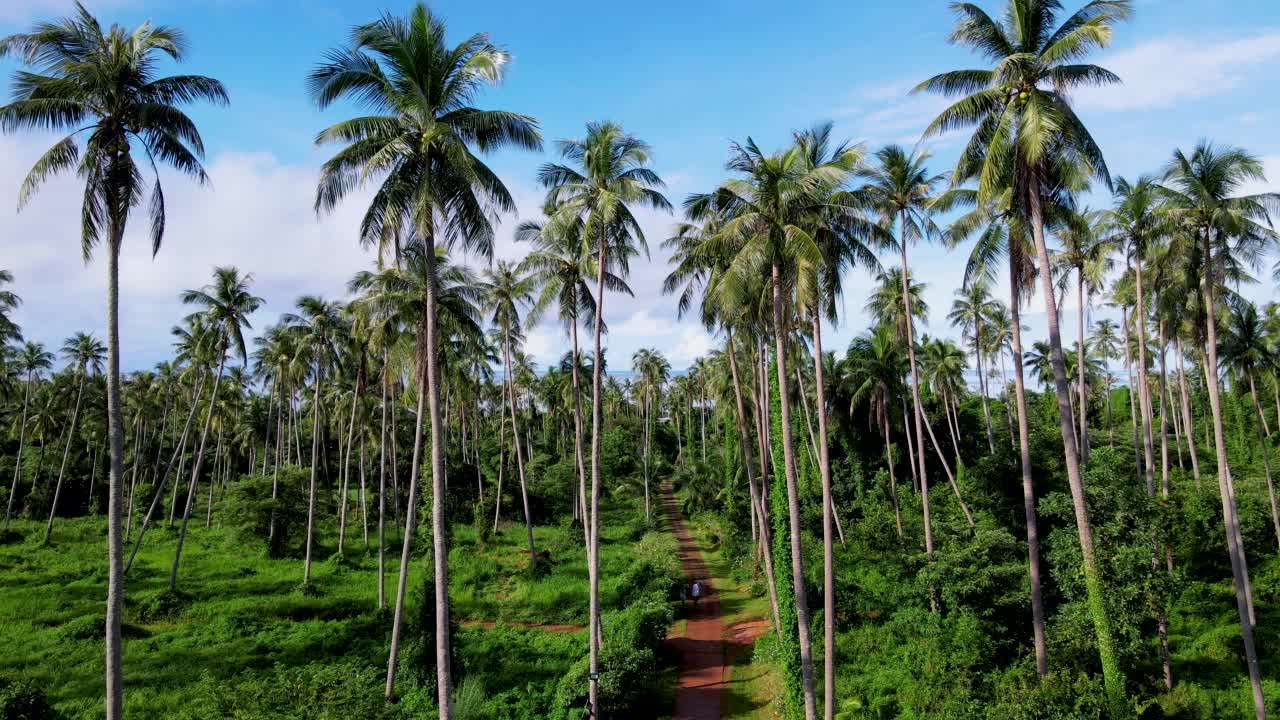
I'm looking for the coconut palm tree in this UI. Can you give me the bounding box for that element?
[1091,319,1120,442]
[1220,302,1280,549]
[309,5,540,707]
[1054,208,1114,463]
[0,271,20,348]
[857,147,949,545]
[915,0,1130,702]
[44,332,105,542]
[4,342,52,529]
[845,326,907,537]
[281,296,345,585]
[482,260,539,566]
[539,121,668,715]
[170,268,262,590]
[0,8,226,707]
[949,280,998,451]
[632,348,671,521]
[1159,141,1278,718]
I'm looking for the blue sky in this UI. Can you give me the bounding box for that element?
[3,0,1280,377]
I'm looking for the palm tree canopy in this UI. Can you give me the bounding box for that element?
[0,2,228,257]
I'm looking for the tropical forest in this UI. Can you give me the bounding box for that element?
[0,0,1277,718]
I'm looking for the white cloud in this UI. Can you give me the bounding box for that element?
[1077,32,1280,112]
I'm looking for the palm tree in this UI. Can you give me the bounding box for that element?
[949,280,997,451]
[539,121,668,715]
[1160,141,1279,720]
[1091,319,1120,442]
[4,342,53,529]
[282,296,344,585]
[632,348,671,520]
[916,1,1130,703]
[44,332,105,542]
[1054,208,1113,463]
[0,9,226,708]
[0,271,20,348]
[1220,303,1280,549]
[845,326,907,537]
[482,260,539,566]
[170,268,262,590]
[309,5,540,707]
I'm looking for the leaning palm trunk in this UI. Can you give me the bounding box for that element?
[586,231,608,719]
[3,369,35,529]
[1121,306,1143,483]
[1199,227,1263,720]
[125,373,205,574]
[1173,339,1200,484]
[771,263,818,720]
[1006,246,1047,676]
[44,372,87,542]
[170,347,226,590]
[727,327,783,633]
[1028,187,1122,709]
[503,333,537,566]
[810,308,836,720]
[1246,373,1280,549]
[569,319,590,550]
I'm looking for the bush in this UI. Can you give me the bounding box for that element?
[0,677,61,720]
[555,593,673,718]
[136,588,192,623]
[220,468,307,558]
[191,661,389,719]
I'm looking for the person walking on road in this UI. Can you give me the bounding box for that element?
[691,580,702,607]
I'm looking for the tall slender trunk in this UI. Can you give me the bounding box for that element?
[104,235,125,720]
[1156,319,1171,496]
[881,411,904,538]
[205,423,222,528]
[303,364,323,583]
[1134,256,1157,497]
[1122,306,1143,483]
[1077,274,1091,463]
[124,415,143,539]
[44,372,86,542]
[1174,338,1201,484]
[170,348,226,590]
[587,228,609,719]
[1006,253,1047,675]
[503,332,537,566]
[901,395,918,492]
[125,373,205,574]
[810,308,836,720]
[642,392,652,520]
[269,378,285,545]
[975,333,995,452]
[1200,227,1262,720]
[899,220,935,586]
[360,433,369,549]
[3,370,34,529]
[493,390,506,533]
[771,263,817,720]
[727,327,783,633]
[570,318,590,550]
[378,355,388,610]
[1028,183,1121,708]
[338,380,360,556]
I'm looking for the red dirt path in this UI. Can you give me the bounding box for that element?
[663,484,727,720]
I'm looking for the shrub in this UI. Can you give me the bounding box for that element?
[220,468,307,558]
[0,677,61,720]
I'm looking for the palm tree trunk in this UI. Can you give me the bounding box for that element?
[205,423,222,528]
[975,335,995,452]
[378,356,388,610]
[643,392,652,520]
[4,370,34,529]
[944,391,962,462]
[44,372,86,542]
[1134,257,1157,497]
[125,416,143,539]
[1200,229,1262,719]
[125,373,205,574]
[170,348,226,590]
[881,412,904,538]
[901,395,918,492]
[1005,251,1046,676]
[1122,306,1143,483]
[1247,372,1280,549]
[269,379,285,546]
[899,225,935,578]
[425,242,453,716]
[810,308,837,720]
[1029,185,1121,708]
[303,365,323,584]
[104,235,126,720]
[493,392,506,533]
[570,318,590,550]
[1174,337,1201,484]
[360,433,369,549]
[1156,319,1171,495]
[586,229,610,719]
[771,263,818,720]
[1077,274,1091,463]
[504,332,537,567]
[727,327,783,634]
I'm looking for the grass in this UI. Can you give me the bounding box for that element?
[0,499,646,718]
